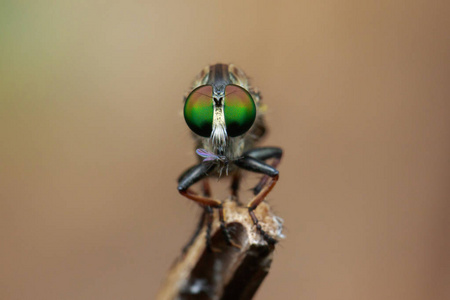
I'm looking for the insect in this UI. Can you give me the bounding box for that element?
[178,63,283,249]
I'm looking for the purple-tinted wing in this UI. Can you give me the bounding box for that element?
[195,148,212,157]
[196,148,219,161]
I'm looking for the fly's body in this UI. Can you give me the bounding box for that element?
[178,63,283,249]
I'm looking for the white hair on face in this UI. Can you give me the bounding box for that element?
[211,106,227,149]
[211,122,227,148]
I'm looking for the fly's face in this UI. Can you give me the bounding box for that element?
[183,64,259,156]
[184,84,256,144]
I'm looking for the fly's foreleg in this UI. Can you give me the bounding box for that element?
[234,156,280,244]
[243,147,283,195]
[178,163,238,250]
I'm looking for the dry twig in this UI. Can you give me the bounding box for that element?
[156,200,284,300]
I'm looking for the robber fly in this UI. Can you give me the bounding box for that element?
[178,63,282,249]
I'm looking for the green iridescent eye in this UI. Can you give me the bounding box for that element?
[184,85,214,137]
[224,85,256,137]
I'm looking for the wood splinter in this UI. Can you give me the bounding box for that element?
[156,199,284,300]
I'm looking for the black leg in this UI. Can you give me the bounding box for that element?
[178,163,222,208]
[182,209,206,253]
[229,172,243,205]
[243,147,283,195]
[182,178,214,253]
[178,163,239,249]
[249,209,277,244]
[234,156,280,244]
[243,147,282,161]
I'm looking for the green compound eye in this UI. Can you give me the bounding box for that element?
[184,85,214,137]
[224,85,256,137]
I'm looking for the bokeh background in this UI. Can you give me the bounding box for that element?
[1,1,449,299]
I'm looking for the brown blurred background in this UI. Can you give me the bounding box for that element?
[1,1,449,299]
